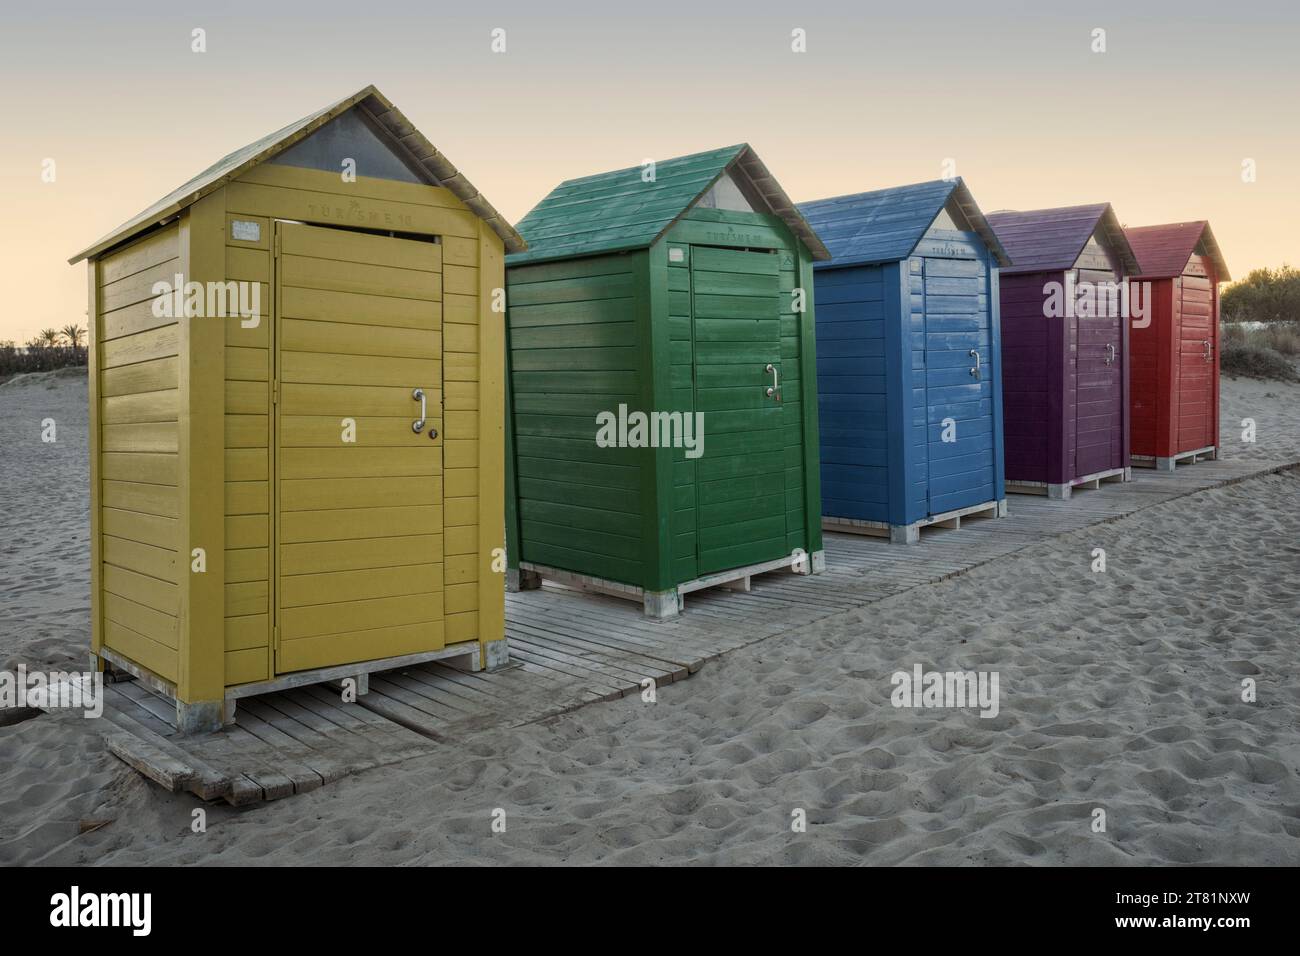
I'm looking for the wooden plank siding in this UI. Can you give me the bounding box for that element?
[94,222,183,683]
[505,253,647,585]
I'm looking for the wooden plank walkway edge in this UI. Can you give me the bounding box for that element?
[69,457,1298,804]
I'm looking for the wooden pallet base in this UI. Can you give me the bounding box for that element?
[823,498,1007,544]
[513,550,827,619]
[95,639,498,734]
[1132,446,1217,472]
[1007,466,1130,500]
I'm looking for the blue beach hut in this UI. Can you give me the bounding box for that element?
[797,179,1012,543]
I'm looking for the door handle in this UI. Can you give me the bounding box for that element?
[765,363,781,402]
[1203,339,1212,362]
[412,387,426,433]
[969,349,981,380]
[1105,343,1116,366]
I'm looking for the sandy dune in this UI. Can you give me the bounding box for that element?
[1,368,1298,865]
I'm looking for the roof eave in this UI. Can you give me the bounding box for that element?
[726,147,832,261]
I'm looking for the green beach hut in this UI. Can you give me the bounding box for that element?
[505,145,832,617]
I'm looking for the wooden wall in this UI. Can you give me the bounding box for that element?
[92,223,183,684]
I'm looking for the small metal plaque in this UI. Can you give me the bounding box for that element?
[231,220,261,242]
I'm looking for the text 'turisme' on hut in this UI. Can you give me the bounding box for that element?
[69,85,523,733]
[504,145,831,618]
[1123,221,1230,470]
[797,179,1010,545]
[985,204,1140,499]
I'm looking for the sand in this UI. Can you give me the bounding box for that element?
[2,367,1298,865]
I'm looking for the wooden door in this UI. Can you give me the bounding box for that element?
[1176,270,1215,452]
[1074,287,1125,477]
[273,222,444,674]
[689,247,787,576]
[920,253,996,515]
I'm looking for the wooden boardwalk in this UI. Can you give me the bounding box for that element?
[71,456,1295,804]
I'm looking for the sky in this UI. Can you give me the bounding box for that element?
[2,0,1297,343]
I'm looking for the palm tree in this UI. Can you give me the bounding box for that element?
[61,324,85,347]
[39,328,60,348]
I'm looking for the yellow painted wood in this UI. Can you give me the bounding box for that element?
[277,621,445,673]
[282,221,443,272]
[225,547,268,583]
[445,380,479,410]
[443,352,479,381]
[445,525,477,556]
[445,497,477,527]
[445,410,479,437]
[280,415,427,447]
[103,535,178,583]
[445,611,479,645]
[98,227,180,285]
[280,383,438,417]
[224,415,268,448]
[446,468,479,498]
[444,440,477,469]
[445,554,478,585]
[443,323,478,353]
[102,508,177,550]
[281,593,443,641]
[101,452,177,486]
[280,505,442,543]
[88,261,104,660]
[281,286,441,329]
[225,480,268,515]
[225,647,268,685]
[236,163,472,212]
[226,246,270,282]
[226,346,269,381]
[442,235,478,267]
[100,357,178,397]
[445,582,477,615]
[176,190,227,706]
[101,422,178,454]
[105,620,178,684]
[103,479,179,517]
[222,285,271,347]
[102,390,179,424]
[280,476,440,511]
[225,448,268,482]
[99,259,180,314]
[104,592,178,649]
[103,563,178,615]
[280,351,441,388]
[282,254,441,302]
[225,581,268,617]
[99,324,180,370]
[281,563,442,608]
[225,613,269,651]
[444,264,477,296]
[280,446,438,480]
[101,299,176,342]
[225,515,268,550]
[225,380,268,415]
[279,534,441,576]
[281,318,441,359]
[227,179,478,238]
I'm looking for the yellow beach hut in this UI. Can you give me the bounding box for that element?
[69,85,523,733]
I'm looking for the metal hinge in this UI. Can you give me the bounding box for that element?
[271,379,279,405]
[273,625,280,648]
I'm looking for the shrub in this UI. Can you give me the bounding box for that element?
[0,342,88,379]
[1220,342,1298,381]
[1221,264,1300,324]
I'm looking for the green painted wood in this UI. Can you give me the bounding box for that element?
[508,147,744,266]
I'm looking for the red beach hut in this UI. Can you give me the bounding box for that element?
[986,204,1140,499]
[1123,222,1231,470]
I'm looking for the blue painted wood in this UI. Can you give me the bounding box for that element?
[808,181,1007,530]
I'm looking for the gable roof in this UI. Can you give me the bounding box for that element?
[985,203,1139,276]
[1123,221,1230,281]
[795,178,1010,269]
[507,144,830,266]
[69,85,525,264]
